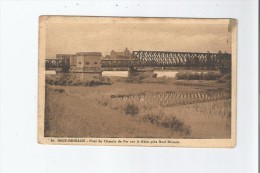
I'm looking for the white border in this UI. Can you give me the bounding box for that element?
[0,1,258,173]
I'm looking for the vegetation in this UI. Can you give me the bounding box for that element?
[124,103,139,116]
[142,113,191,136]
[152,73,157,78]
[103,90,231,138]
[53,88,65,93]
[46,75,112,87]
[176,71,221,80]
[219,67,231,74]
[45,70,231,138]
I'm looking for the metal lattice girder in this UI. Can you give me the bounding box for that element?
[45,59,70,70]
[132,51,231,68]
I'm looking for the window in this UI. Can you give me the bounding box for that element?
[78,62,82,65]
[86,62,90,65]
[94,62,98,64]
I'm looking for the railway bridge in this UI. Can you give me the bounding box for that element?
[45,51,231,71]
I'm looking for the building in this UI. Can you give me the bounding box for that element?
[75,52,102,72]
[110,47,132,59]
[55,52,102,72]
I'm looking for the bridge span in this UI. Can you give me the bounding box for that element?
[45,51,231,71]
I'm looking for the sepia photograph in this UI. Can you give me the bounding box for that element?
[38,16,237,147]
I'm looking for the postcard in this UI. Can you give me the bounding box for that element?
[38,16,237,147]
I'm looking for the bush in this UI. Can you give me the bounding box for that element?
[176,71,221,80]
[139,75,145,80]
[160,117,190,135]
[97,100,109,106]
[129,67,138,77]
[61,79,67,85]
[124,104,139,116]
[54,81,59,85]
[53,88,65,93]
[219,67,231,74]
[152,73,157,78]
[218,73,231,81]
[45,75,112,87]
[142,114,191,136]
[193,72,201,80]
[74,80,82,86]
[143,114,161,126]
[67,80,73,86]
[46,79,55,85]
[93,76,111,83]
[208,72,220,80]
[83,81,90,86]
[126,76,142,83]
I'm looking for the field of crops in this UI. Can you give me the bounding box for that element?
[44,71,231,138]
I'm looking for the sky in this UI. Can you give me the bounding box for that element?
[45,19,232,58]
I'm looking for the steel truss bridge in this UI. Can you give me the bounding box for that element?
[45,51,231,70]
[102,51,231,69]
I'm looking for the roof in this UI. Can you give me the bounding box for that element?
[56,54,75,56]
[76,52,102,56]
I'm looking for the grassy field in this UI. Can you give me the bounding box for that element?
[44,71,231,139]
